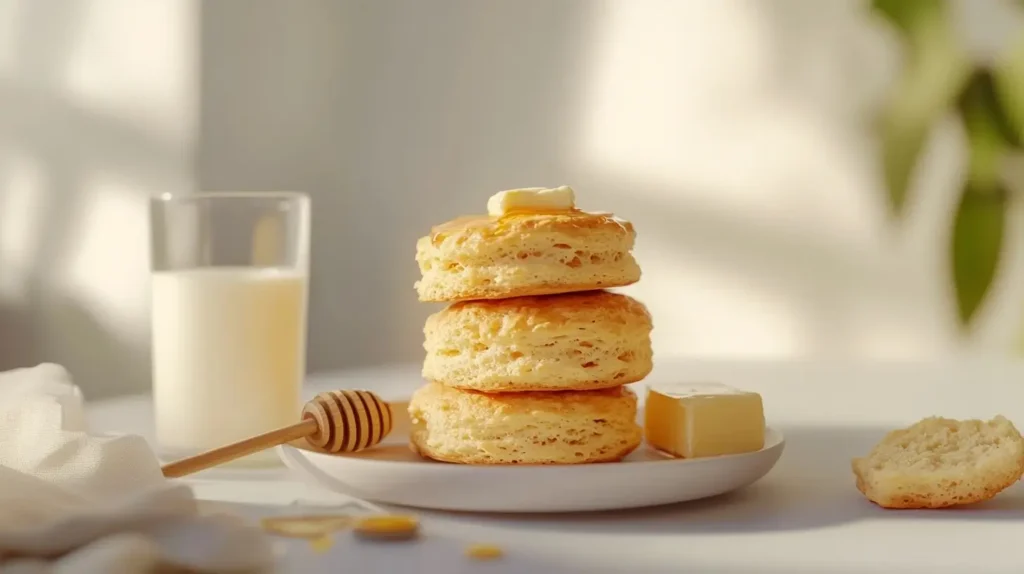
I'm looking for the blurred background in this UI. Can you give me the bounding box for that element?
[1,0,1023,398]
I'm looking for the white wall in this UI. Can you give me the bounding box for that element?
[0,0,196,397]
[1,0,1022,398]
[199,0,1024,372]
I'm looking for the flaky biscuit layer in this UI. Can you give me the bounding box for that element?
[423,290,652,392]
[408,382,642,465]
[414,210,640,302]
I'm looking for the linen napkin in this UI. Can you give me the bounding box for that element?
[0,364,275,573]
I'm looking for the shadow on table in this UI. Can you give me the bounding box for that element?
[206,502,710,574]
[269,523,812,574]
[435,424,1024,534]
[206,504,830,574]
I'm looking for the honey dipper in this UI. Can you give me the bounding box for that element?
[161,390,393,478]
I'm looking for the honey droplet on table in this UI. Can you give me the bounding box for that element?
[309,534,334,553]
[353,514,420,541]
[465,543,504,560]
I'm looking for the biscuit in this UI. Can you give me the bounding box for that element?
[414,210,641,302]
[423,290,652,392]
[408,382,642,464]
[852,415,1024,509]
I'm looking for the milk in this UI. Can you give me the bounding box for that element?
[151,267,307,463]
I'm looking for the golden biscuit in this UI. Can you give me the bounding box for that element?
[852,416,1024,509]
[423,290,652,392]
[414,210,640,302]
[408,382,642,465]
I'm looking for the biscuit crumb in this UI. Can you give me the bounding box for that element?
[354,514,420,541]
[852,415,1024,509]
[465,543,503,560]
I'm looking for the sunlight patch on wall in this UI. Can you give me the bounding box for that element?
[846,302,954,359]
[573,0,880,249]
[0,150,46,302]
[576,0,767,190]
[0,0,21,77]
[626,247,808,359]
[59,174,149,339]
[60,0,196,143]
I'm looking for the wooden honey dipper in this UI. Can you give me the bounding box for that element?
[161,390,393,478]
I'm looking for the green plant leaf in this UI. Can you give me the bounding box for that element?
[872,0,944,41]
[872,0,970,217]
[949,69,1018,329]
[959,69,1021,188]
[950,185,1007,328]
[993,35,1024,146]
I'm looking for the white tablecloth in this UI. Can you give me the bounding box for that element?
[86,360,1024,574]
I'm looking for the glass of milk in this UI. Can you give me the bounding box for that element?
[149,191,310,466]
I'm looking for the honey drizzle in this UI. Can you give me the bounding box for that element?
[428,209,630,245]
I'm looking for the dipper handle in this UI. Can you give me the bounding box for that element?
[161,390,393,478]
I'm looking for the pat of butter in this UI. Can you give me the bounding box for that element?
[486,186,575,216]
[644,383,765,458]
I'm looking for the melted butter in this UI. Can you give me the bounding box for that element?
[309,534,334,553]
[429,214,493,235]
[260,514,353,538]
[428,209,630,245]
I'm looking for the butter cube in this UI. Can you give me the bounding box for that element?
[644,383,765,458]
[486,186,575,216]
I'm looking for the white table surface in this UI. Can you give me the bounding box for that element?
[87,360,1024,574]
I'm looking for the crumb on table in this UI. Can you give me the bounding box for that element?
[465,543,504,560]
[354,514,421,541]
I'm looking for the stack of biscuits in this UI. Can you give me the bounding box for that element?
[407,186,654,465]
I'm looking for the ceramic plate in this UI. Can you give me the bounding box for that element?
[277,400,785,513]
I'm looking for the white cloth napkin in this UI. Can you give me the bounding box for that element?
[0,364,275,573]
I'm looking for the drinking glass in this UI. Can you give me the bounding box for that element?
[149,192,310,465]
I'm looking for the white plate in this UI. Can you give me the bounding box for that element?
[277,400,785,513]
